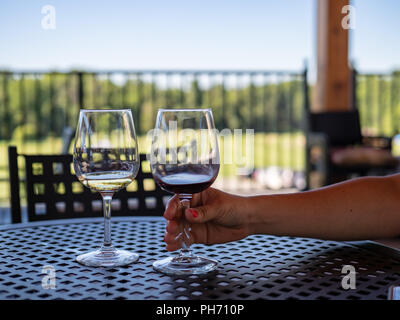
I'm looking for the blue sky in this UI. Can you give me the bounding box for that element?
[0,0,399,72]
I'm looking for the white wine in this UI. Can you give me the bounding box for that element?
[81,171,134,192]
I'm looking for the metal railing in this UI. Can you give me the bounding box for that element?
[2,68,400,207]
[354,70,400,137]
[0,69,307,136]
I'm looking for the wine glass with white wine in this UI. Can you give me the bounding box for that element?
[73,109,140,267]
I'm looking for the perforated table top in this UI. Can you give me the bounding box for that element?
[1,217,400,300]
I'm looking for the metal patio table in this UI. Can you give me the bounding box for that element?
[0,216,400,300]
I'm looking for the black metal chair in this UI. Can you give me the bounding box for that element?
[8,146,170,223]
[305,109,397,189]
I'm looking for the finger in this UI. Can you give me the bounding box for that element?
[165,225,205,245]
[164,231,185,252]
[163,195,181,220]
[164,230,181,245]
[184,205,219,224]
[189,223,208,244]
[164,226,198,249]
[189,192,203,208]
[166,242,181,252]
[165,220,179,235]
[164,187,217,220]
[189,187,214,208]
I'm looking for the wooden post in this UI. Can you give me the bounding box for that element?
[313,0,352,112]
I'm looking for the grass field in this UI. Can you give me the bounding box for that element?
[0,132,306,205]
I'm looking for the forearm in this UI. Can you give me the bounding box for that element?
[246,175,400,241]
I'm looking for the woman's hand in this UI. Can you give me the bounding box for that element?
[163,188,251,251]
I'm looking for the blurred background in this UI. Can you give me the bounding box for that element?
[1,0,400,222]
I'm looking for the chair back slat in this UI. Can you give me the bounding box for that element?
[8,146,22,223]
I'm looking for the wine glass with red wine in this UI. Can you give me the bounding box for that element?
[150,108,220,275]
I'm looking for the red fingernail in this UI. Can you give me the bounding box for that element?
[190,209,198,218]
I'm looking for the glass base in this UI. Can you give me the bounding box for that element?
[153,255,218,275]
[76,248,139,267]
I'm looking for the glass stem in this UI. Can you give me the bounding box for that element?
[178,196,193,259]
[101,193,115,252]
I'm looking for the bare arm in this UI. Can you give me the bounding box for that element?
[247,174,400,240]
[164,174,400,251]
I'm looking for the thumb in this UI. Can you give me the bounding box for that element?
[184,205,218,223]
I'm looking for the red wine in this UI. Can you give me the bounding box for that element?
[153,164,219,194]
